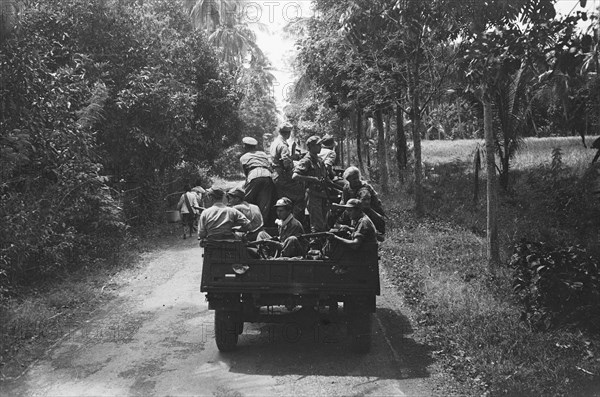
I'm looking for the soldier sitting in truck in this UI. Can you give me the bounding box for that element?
[252,197,308,258]
[341,166,385,218]
[356,188,385,240]
[326,198,378,258]
[198,187,251,244]
[226,187,270,242]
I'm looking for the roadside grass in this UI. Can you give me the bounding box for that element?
[383,136,600,396]
[0,226,170,381]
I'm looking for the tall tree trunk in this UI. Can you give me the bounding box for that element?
[500,153,510,190]
[483,97,500,266]
[365,118,371,169]
[339,136,344,168]
[336,117,343,167]
[410,64,424,216]
[396,102,408,173]
[356,109,364,172]
[347,116,353,166]
[385,111,392,181]
[411,106,424,216]
[346,137,351,167]
[0,1,19,42]
[375,109,389,193]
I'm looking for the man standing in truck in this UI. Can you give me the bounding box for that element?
[318,134,337,179]
[240,136,275,225]
[270,123,305,223]
[293,135,330,232]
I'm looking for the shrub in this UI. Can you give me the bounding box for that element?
[211,145,244,180]
[509,240,600,332]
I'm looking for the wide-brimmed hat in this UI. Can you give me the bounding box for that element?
[337,198,361,209]
[279,123,293,133]
[306,135,322,146]
[274,197,293,209]
[320,134,335,147]
[242,136,258,146]
[227,187,245,199]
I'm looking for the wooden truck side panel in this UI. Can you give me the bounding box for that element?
[200,240,380,296]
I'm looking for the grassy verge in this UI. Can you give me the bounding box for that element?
[381,137,600,396]
[0,224,174,381]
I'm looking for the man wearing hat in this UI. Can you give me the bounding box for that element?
[240,136,275,225]
[269,197,308,257]
[269,123,306,221]
[270,123,294,181]
[292,135,330,232]
[226,187,269,241]
[356,188,385,238]
[198,187,251,242]
[328,198,378,249]
[318,134,337,179]
[177,184,201,239]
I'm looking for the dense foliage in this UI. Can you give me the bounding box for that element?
[294,0,599,202]
[0,0,277,294]
[510,241,600,332]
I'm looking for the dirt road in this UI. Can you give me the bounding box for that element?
[3,237,449,397]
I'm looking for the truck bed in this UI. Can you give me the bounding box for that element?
[200,240,380,296]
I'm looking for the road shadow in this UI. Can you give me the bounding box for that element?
[222,307,434,381]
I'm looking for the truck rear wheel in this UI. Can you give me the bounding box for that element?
[215,310,239,352]
[349,312,372,354]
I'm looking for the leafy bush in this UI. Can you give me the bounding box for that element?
[211,145,245,180]
[509,240,600,332]
[0,0,243,294]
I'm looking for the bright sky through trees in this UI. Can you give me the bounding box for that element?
[250,0,598,117]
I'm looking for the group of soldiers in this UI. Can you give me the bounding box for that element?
[185,123,387,258]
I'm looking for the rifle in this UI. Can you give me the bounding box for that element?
[320,177,343,192]
[298,231,332,239]
[298,229,346,239]
[247,238,281,247]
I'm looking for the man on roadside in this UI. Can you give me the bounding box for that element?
[198,187,251,242]
[293,135,330,232]
[226,187,270,241]
[240,136,275,225]
[177,184,200,240]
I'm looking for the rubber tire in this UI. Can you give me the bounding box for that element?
[215,310,239,352]
[349,312,372,354]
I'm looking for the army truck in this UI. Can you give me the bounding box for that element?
[200,239,380,353]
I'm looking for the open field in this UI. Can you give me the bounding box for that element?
[382,136,600,396]
[422,136,599,172]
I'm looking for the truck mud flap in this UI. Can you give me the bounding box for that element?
[207,293,241,311]
[345,295,376,313]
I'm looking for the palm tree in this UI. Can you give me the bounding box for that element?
[208,23,266,71]
[184,0,267,72]
[493,63,531,190]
